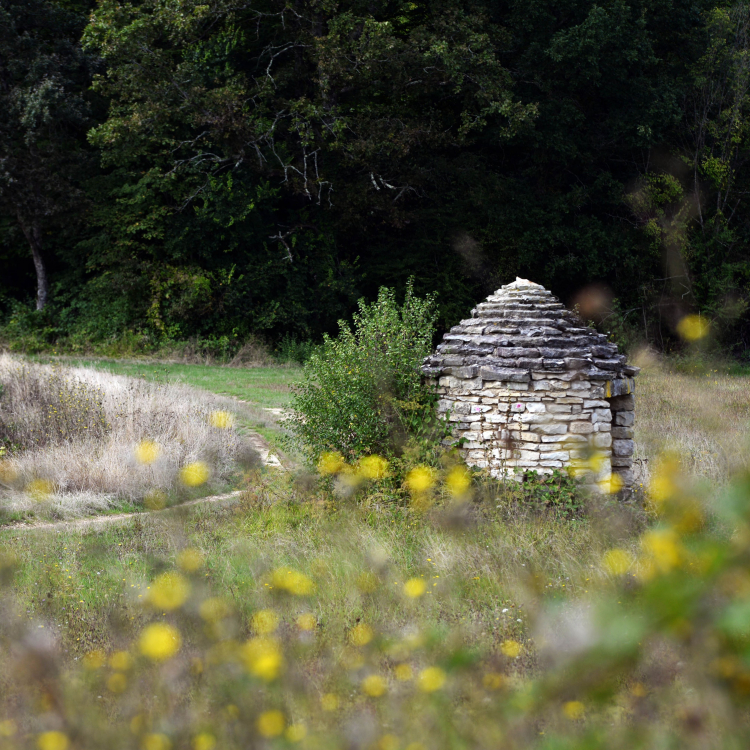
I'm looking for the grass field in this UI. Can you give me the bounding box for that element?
[2,359,750,748]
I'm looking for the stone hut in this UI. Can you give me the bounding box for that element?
[422,278,639,493]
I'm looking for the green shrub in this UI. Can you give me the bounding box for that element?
[284,283,438,462]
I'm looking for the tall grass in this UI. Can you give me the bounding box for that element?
[0,356,244,518]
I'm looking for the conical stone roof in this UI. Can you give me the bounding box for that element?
[422,278,639,384]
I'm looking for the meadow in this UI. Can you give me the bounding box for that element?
[1,355,750,749]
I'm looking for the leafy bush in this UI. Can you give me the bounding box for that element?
[284,283,438,462]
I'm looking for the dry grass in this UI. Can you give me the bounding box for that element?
[633,362,750,488]
[0,355,245,518]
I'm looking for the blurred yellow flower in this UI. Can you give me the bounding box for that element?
[586,451,608,474]
[200,597,231,622]
[107,672,128,693]
[362,674,387,697]
[257,710,285,737]
[37,732,68,750]
[252,609,279,634]
[144,490,167,510]
[394,663,413,681]
[318,451,346,475]
[241,636,283,681]
[403,578,427,598]
[192,733,216,750]
[135,440,161,465]
[180,461,210,486]
[27,478,54,501]
[603,548,634,576]
[0,720,17,738]
[445,465,471,496]
[406,466,436,495]
[271,567,315,595]
[676,314,710,341]
[148,572,190,611]
[142,734,171,750]
[562,700,585,720]
[285,724,307,743]
[500,640,522,658]
[350,622,374,646]
[296,613,316,631]
[417,666,446,692]
[321,693,339,711]
[378,735,399,750]
[640,528,682,575]
[110,651,132,671]
[209,410,233,429]
[358,455,389,480]
[0,461,18,484]
[138,623,182,662]
[177,548,204,572]
[598,472,624,494]
[83,649,105,669]
[482,672,505,690]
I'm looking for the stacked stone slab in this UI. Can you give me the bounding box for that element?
[422,278,639,493]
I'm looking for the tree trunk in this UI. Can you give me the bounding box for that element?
[18,215,49,310]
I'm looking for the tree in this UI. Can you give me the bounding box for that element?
[0,0,96,310]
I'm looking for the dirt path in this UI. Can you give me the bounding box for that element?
[3,431,285,533]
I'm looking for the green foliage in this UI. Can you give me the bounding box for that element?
[284,283,438,461]
[517,469,585,520]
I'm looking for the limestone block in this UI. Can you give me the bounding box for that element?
[542,451,570,461]
[592,432,612,448]
[480,366,531,382]
[519,412,553,424]
[533,423,568,435]
[570,381,593,392]
[557,397,584,404]
[532,380,553,390]
[612,439,635,457]
[468,403,492,414]
[517,432,542,443]
[611,456,632,467]
[584,399,610,409]
[609,394,635,410]
[612,468,634,486]
[438,376,482,391]
[539,442,564,451]
[518,450,541,461]
[450,413,483,422]
[539,460,564,468]
[561,434,588,444]
[444,365,478,378]
[569,421,594,434]
[614,411,635,427]
[611,427,634,440]
[525,402,547,413]
[591,408,612,423]
[547,404,573,413]
[485,414,510,424]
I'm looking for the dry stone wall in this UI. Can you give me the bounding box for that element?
[422,278,639,493]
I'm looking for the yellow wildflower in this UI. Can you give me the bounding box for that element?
[321,693,339,711]
[417,667,446,692]
[362,674,387,697]
[562,701,585,720]
[241,637,283,681]
[445,465,471,496]
[209,410,233,429]
[296,613,316,631]
[147,572,190,611]
[142,734,171,750]
[285,725,307,743]
[271,567,315,595]
[83,649,105,669]
[0,720,17,738]
[180,461,210,486]
[394,663,413,681]
[192,733,216,750]
[482,672,505,690]
[500,640,522,658]
[134,440,160,465]
[403,578,427,598]
[603,548,634,576]
[357,455,389,480]
[177,548,204,572]
[257,711,285,738]
[317,451,346,475]
[676,314,710,341]
[37,732,68,750]
[110,651,132,671]
[138,623,182,662]
[350,622,374,646]
[406,465,436,495]
[252,609,279,634]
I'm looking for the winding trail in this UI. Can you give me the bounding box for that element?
[3,427,285,534]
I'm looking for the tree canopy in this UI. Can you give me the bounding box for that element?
[2,0,750,357]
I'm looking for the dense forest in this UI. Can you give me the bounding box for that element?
[2,0,750,357]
